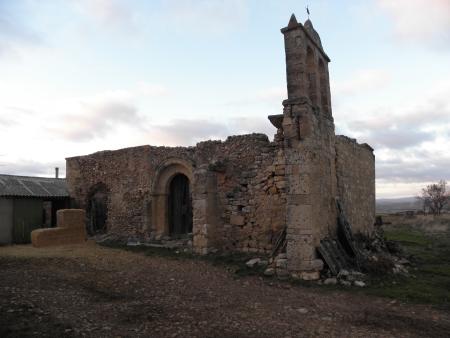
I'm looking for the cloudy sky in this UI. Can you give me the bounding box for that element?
[0,0,449,198]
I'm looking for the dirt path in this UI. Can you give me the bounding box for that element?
[1,243,449,337]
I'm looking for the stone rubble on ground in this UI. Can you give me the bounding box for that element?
[324,278,337,285]
[353,281,366,287]
[246,258,261,268]
[263,268,275,276]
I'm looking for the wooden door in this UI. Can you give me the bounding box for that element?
[168,174,192,235]
[88,191,107,234]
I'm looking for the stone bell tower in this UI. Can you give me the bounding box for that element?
[269,14,338,279]
[283,15,332,119]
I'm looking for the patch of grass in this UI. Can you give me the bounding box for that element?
[384,227,431,246]
[364,226,450,309]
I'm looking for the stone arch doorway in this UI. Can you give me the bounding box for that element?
[151,158,194,237]
[168,174,193,235]
[86,183,108,235]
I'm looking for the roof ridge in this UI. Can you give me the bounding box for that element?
[0,173,65,181]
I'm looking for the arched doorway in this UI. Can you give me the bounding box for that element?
[151,158,194,237]
[86,184,108,235]
[168,174,193,235]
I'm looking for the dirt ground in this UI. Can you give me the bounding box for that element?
[1,243,449,338]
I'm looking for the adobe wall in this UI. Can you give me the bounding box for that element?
[66,134,286,253]
[335,135,375,235]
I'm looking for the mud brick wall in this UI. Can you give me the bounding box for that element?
[335,135,375,235]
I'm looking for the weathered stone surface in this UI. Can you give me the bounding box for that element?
[354,281,366,287]
[230,215,245,226]
[340,280,351,287]
[297,308,309,314]
[264,267,276,276]
[335,136,375,235]
[275,258,288,269]
[246,258,261,268]
[299,271,320,281]
[324,277,337,285]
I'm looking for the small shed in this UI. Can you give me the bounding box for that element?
[0,174,69,244]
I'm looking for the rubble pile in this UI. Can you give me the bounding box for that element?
[245,202,411,286]
[93,233,194,252]
[317,204,411,286]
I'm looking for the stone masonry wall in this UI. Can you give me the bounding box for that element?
[66,145,195,239]
[66,134,285,253]
[196,134,286,254]
[335,135,375,235]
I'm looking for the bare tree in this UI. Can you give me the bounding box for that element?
[418,180,449,215]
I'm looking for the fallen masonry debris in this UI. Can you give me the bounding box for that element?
[244,201,411,286]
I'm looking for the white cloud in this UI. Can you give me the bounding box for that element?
[75,0,135,28]
[51,100,141,141]
[377,0,450,46]
[332,69,391,96]
[337,79,450,197]
[149,119,229,146]
[230,116,276,137]
[146,116,275,146]
[161,0,248,34]
[257,87,287,101]
[0,116,16,128]
[376,146,450,183]
[47,82,168,142]
[0,159,65,177]
[135,82,169,97]
[343,80,450,149]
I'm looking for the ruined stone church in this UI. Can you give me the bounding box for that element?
[66,14,375,279]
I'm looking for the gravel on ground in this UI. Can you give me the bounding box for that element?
[1,242,449,337]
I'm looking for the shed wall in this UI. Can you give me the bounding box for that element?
[0,198,13,244]
[13,199,43,244]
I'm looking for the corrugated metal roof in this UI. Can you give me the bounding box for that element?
[0,174,69,198]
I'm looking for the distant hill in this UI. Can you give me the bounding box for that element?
[376,197,422,214]
[377,197,450,214]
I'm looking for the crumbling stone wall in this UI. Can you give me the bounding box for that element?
[335,135,375,235]
[196,134,287,254]
[66,134,285,254]
[66,145,195,239]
